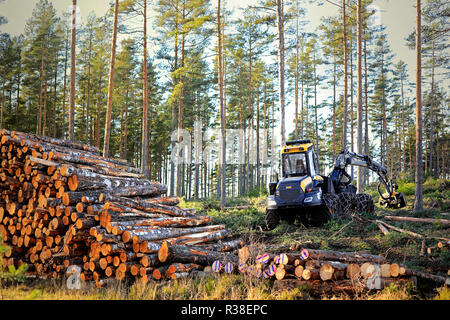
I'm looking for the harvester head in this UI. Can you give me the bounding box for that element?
[378,190,407,209]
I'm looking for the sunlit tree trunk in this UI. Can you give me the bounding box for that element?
[342,0,348,150]
[276,0,286,146]
[414,0,423,212]
[68,0,77,140]
[356,0,363,193]
[103,0,119,157]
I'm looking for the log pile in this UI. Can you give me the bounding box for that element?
[0,129,241,287]
[210,246,450,291]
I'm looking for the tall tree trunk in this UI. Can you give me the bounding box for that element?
[247,31,253,194]
[276,0,286,146]
[37,38,45,135]
[313,54,319,162]
[429,41,435,176]
[119,92,124,158]
[342,0,348,150]
[103,0,119,157]
[271,92,276,178]
[170,3,179,197]
[124,85,129,159]
[256,95,260,190]
[194,92,200,199]
[52,64,57,137]
[364,38,369,184]
[414,0,423,212]
[300,41,304,139]
[400,69,406,173]
[177,0,186,195]
[95,85,101,149]
[69,0,77,141]
[263,82,267,187]
[142,0,150,177]
[62,27,69,139]
[350,31,354,155]
[295,17,299,140]
[239,102,243,196]
[356,0,363,193]
[332,56,336,163]
[15,70,21,130]
[380,56,387,167]
[42,69,48,136]
[86,30,92,144]
[0,69,5,129]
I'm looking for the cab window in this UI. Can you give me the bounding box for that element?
[283,153,307,177]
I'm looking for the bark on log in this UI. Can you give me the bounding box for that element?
[165,263,202,278]
[301,248,386,264]
[376,222,390,235]
[401,268,449,284]
[64,170,163,192]
[376,220,424,239]
[105,196,195,217]
[109,215,211,229]
[194,239,243,252]
[121,225,225,243]
[385,215,450,225]
[158,241,238,266]
[162,229,232,246]
[5,129,100,154]
[302,268,320,280]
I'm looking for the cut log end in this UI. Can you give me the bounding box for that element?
[158,241,169,263]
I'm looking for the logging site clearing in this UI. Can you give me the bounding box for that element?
[0,0,448,305]
[0,130,449,300]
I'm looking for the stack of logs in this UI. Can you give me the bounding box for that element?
[0,129,241,287]
[209,246,450,292]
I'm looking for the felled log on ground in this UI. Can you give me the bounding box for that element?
[375,220,424,239]
[384,215,450,225]
[221,246,449,293]
[300,248,387,264]
[158,241,239,266]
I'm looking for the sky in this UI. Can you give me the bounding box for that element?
[0,0,423,151]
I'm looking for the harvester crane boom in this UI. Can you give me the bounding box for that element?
[331,150,406,208]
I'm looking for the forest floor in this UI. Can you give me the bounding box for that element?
[1,178,449,300]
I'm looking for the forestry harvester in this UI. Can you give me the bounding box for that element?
[265,139,406,230]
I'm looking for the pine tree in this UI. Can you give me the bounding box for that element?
[103,0,119,158]
[414,0,423,212]
[21,0,61,136]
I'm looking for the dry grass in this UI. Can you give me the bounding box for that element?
[2,272,447,300]
[0,274,310,300]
